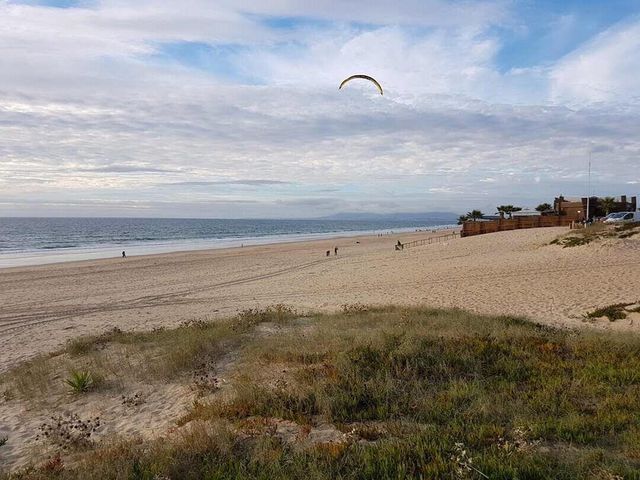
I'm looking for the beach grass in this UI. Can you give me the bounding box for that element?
[585,302,640,322]
[4,306,640,479]
[0,307,297,402]
[551,221,640,247]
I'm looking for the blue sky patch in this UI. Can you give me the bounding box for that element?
[495,0,640,71]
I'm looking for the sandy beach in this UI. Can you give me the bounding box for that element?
[2,226,639,372]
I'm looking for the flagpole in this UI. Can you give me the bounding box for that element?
[586,151,592,221]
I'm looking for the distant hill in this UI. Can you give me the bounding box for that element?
[320,211,458,223]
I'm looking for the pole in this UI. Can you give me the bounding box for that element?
[586,151,591,221]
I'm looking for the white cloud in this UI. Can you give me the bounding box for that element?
[551,18,640,104]
[216,0,510,28]
[243,25,503,99]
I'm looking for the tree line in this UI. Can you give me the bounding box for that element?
[458,203,554,224]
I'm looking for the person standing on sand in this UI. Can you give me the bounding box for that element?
[326,250,330,257]
[334,246,338,256]
[122,251,126,258]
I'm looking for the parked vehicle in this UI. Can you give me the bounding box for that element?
[604,212,640,223]
[601,212,620,221]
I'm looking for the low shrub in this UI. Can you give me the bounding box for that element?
[586,303,636,321]
[236,304,298,326]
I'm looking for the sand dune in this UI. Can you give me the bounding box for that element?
[1,227,640,372]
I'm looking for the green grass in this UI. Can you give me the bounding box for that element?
[5,306,640,479]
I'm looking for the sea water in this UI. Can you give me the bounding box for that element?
[0,217,456,267]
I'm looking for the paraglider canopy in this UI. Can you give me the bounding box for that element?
[339,74,383,95]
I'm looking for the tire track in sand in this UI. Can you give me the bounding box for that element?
[0,258,333,336]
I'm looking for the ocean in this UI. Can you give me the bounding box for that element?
[0,217,456,268]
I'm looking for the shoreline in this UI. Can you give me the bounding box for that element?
[0,223,456,269]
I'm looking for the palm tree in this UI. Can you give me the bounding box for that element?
[497,205,521,219]
[600,196,616,215]
[457,215,468,225]
[467,210,484,222]
[536,203,552,212]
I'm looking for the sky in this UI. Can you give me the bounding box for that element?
[1,0,639,218]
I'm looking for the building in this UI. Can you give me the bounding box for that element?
[554,195,637,221]
[553,196,584,220]
[461,194,638,237]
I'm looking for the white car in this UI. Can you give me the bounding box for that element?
[604,212,640,223]
[602,212,623,222]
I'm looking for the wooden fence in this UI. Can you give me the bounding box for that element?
[461,216,574,237]
[397,231,460,250]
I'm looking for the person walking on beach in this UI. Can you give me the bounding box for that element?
[122,251,126,258]
[334,246,338,256]
[326,250,330,257]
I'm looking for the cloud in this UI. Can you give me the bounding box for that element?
[551,18,640,104]
[234,0,509,28]
[163,180,293,186]
[0,1,639,217]
[80,164,179,173]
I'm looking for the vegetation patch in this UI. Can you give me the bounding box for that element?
[340,303,371,315]
[5,306,640,479]
[551,222,640,247]
[36,414,101,450]
[585,302,640,321]
[236,304,298,326]
[615,221,640,232]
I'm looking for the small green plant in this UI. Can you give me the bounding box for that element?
[65,370,94,393]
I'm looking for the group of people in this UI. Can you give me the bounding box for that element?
[326,246,338,257]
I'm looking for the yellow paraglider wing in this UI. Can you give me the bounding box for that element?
[339,74,383,95]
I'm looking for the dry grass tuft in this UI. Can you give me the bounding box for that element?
[585,301,640,321]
